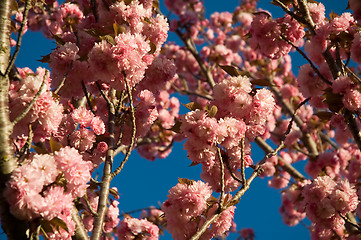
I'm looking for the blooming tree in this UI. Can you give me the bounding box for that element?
[0,0,361,239]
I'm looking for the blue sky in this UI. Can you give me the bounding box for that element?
[14,0,350,239]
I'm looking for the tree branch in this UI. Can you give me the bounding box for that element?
[90,84,116,240]
[12,70,47,126]
[111,78,136,179]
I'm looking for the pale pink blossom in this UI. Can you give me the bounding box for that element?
[71,107,94,128]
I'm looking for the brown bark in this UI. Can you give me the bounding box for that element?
[0,1,29,239]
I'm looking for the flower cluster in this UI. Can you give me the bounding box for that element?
[181,75,275,192]
[5,147,92,238]
[302,176,359,239]
[162,179,235,239]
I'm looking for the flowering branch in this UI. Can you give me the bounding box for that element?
[268,80,319,158]
[54,61,73,94]
[11,70,47,126]
[240,137,246,185]
[72,206,89,240]
[111,78,136,179]
[175,29,216,88]
[255,137,305,180]
[216,147,225,208]
[90,86,116,240]
[4,0,31,76]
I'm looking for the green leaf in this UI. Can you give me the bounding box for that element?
[100,35,116,46]
[49,217,69,233]
[182,102,202,111]
[148,42,156,54]
[219,65,241,77]
[207,105,218,118]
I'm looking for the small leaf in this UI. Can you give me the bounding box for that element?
[51,34,65,45]
[219,65,241,77]
[113,22,120,36]
[50,217,69,233]
[148,42,156,54]
[32,144,48,154]
[182,102,202,111]
[323,88,344,113]
[38,54,51,63]
[153,0,160,10]
[40,221,54,235]
[315,111,333,121]
[50,137,62,153]
[251,78,273,87]
[178,178,194,185]
[207,105,218,118]
[143,17,152,24]
[189,161,200,167]
[169,120,182,133]
[100,35,116,46]
[11,0,19,11]
[329,11,339,20]
[228,199,240,206]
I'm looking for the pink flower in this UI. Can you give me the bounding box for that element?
[71,107,94,128]
[70,128,96,152]
[91,116,105,135]
[343,89,361,111]
[116,217,159,240]
[351,32,361,63]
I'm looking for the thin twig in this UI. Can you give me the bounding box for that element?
[344,110,361,151]
[240,137,246,185]
[255,137,305,180]
[319,132,338,150]
[280,35,331,85]
[5,0,31,76]
[12,70,47,126]
[172,84,213,101]
[111,78,136,179]
[175,29,216,88]
[83,194,98,217]
[216,147,225,209]
[121,206,161,217]
[54,61,73,94]
[268,80,319,157]
[343,64,361,84]
[81,80,96,115]
[96,81,113,110]
[16,124,33,163]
